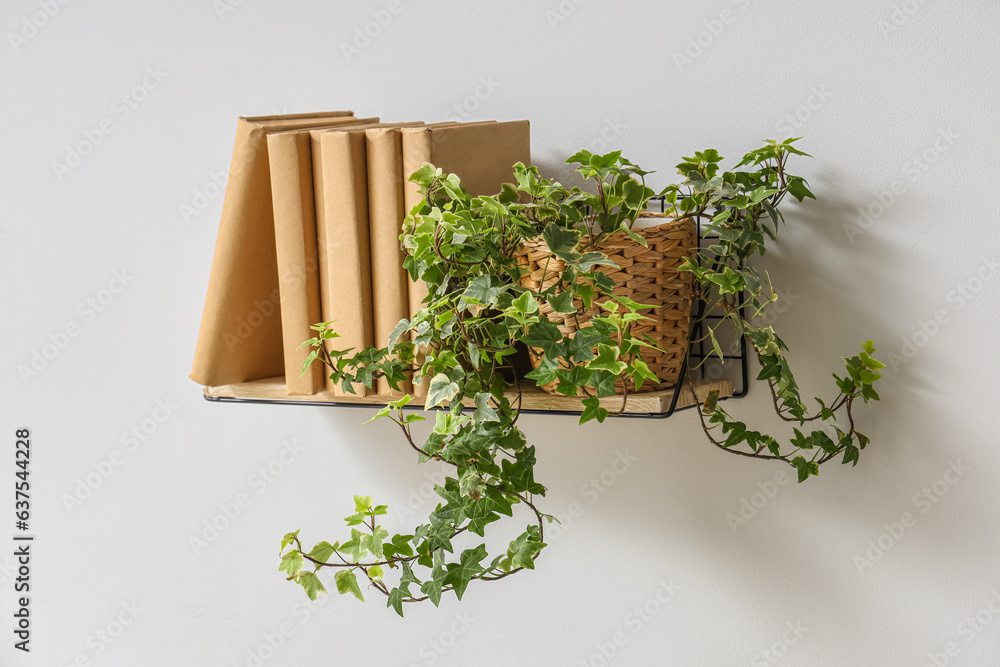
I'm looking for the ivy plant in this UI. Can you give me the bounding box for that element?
[662,139,882,482]
[278,140,882,614]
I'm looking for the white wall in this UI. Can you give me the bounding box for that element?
[3,0,998,665]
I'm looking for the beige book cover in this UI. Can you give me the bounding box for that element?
[400,120,531,395]
[190,111,379,388]
[366,126,419,396]
[320,129,375,397]
[312,122,421,396]
[266,130,324,395]
[310,122,382,396]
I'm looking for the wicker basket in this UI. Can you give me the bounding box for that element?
[515,214,697,394]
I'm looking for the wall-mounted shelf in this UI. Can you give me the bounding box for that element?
[203,376,734,418]
[200,199,750,419]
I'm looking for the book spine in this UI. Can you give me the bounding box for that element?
[400,128,434,398]
[366,127,413,396]
[318,131,375,397]
[310,130,333,392]
[267,131,324,395]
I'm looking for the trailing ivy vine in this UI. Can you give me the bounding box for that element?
[278,140,883,614]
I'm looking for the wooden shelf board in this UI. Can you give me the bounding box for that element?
[203,376,733,416]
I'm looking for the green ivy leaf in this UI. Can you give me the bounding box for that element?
[388,394,414,410]
[574,283,597,309]
[425,373,460,410]
[354,495,373,512]
[363,405,393,424]
[593,271,616,293]
[555,365,591,396]
[791,456,820,483]
[565,149,594,165]
[299,349,319,376]
[547,291,576,314]
[541,223,582,261]
[334,569,365,601]
[463,275,499,307]
[812,431,840,454]
[388,587,405,617]
[280,529,300,555]
[387,318,411,349]
[473,392,500,425]
[842,444,860,466]
[420,567,447,607]
[296,571,328,601]
[383,534,415,561]
[524,355,559,386]
[444,545,488,600]
[279,550,304,576]
[587,344,627,375]
[589,370,617,397]
[506,533,545,570]
[618,219,648,247]
[512,290,539,314]
[480,487,514,517]
[630,359,659,391]
[786,176,816,202]
[459,469,487,501]
[522,319,563,357]
[580,397,609,424]
[307,541,336,564]
[573,252,616,272]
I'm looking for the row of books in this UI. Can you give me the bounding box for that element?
[190,111,531,396]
